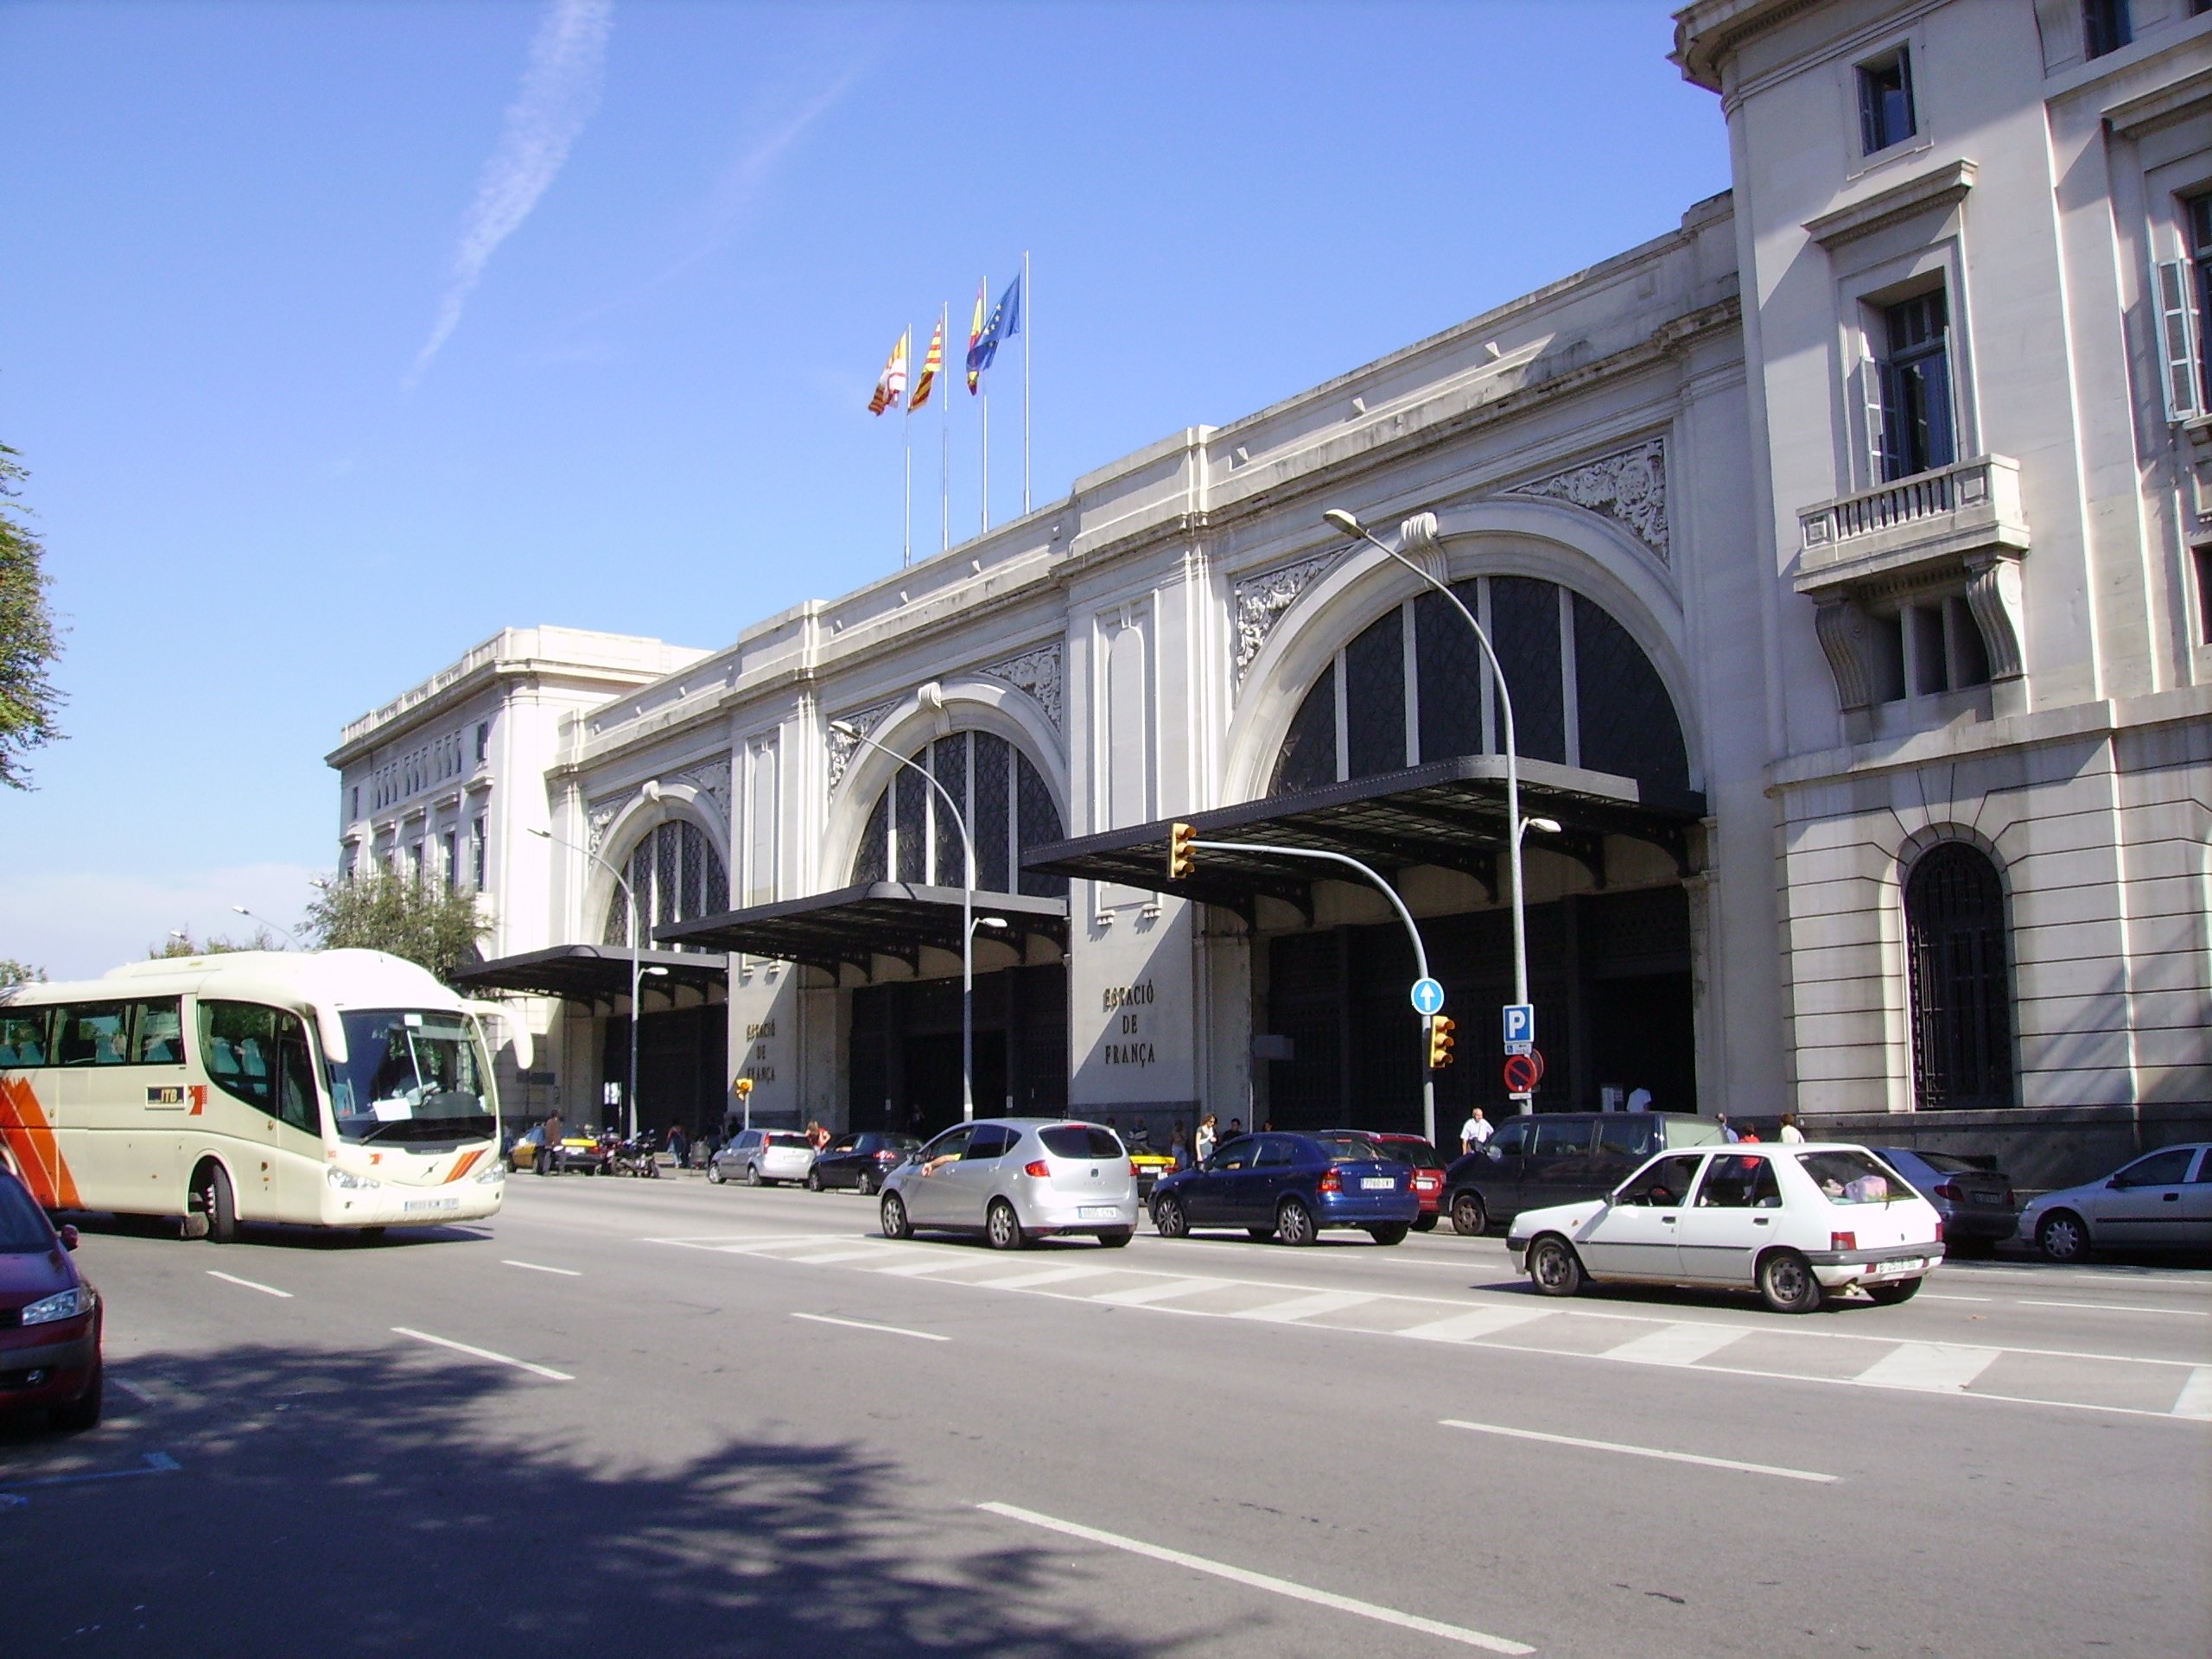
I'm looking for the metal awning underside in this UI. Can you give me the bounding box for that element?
[1020,754,1705,922]
[654,882,1070,976]
[448,944,728,1003]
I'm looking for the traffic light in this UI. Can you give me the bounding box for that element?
[1166,821,1198,882]
[733,1077,753,1100]
[1427,1014,1457,1071]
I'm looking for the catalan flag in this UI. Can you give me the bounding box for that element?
[965,282,988,394]
[910,315,944,411]
[868,329,909,416]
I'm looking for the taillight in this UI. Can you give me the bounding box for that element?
[1024,1160,1051,1179]
[1933,1182,1961,1201]
[1934,1218,1944,1243]
[2004,1189,2016,1208]
[875,1150,900,1161]
[1831,1231,1856,1251]
[1129,1160,1141,1178]
[1318,1167,1343,1194]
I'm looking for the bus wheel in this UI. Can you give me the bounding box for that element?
[194,1162,238,1245]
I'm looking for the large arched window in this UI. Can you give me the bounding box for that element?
[850,731,1068,899]
[604,820,729,949]
[1905,842,2013,1111]
[1268,577,1690,800]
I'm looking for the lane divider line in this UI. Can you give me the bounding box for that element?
[391,1326,574,1382]
[501,1260,582,1277]
[207,1270,292,1299]
[977,1501,1533,1654]
[2019,1300,2208,1319]
[1440,1418,1837,1484]
[791,1312,949,1343]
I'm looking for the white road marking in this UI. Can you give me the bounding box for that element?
[1232,1290,1376,1325]
[1921,1293,1995,1303]
[111,1376,161,1407]
[1440,1418,1837,1484]
[876,1255,1000,1278]
[2174,1368,2212,1421]
[207,1270,292,1299]
[974,1264,1124,1293]
[1605,1322,1749,1367]
[501,1259,582,1277]
[791,1312,948,1342]
[1399,1305,1550,1343]
[391,1326,574,1382]
[1853,1341,2000,1393]
[978,1502,1533,1654]
[2019,1300,2208,1318]
[784,1247,905,1266]
[1093,1275,1238,1306]
[716,1235,848,1254]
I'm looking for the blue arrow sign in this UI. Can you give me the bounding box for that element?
[1503,1003,1535,1047]
[1409,977,1446,1017]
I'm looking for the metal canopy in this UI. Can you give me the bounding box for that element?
[1020,754,1704,922]
[653,882,1071,978]
[448,944,728,1005]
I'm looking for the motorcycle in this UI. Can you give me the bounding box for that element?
[601,1128,662,1179]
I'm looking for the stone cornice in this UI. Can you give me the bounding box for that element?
[1802,159,1975,251]
[1671,0,1827,92]
[2105,64,2212,139]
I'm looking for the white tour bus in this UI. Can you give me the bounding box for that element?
[0,949,513,1239]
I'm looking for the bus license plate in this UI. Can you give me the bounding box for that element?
[403,1198,461,1214]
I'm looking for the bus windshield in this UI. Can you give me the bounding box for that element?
[330,1010,494,1146]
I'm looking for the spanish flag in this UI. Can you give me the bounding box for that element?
[965,282,987,394]
[868,329,909,416]
[910,316,944,411]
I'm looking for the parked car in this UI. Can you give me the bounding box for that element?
[0,1169,103,1431]
[1126,1147,1180,1198]
[1150,1132,1421,1246]
[1507,1143,1944,1314]
[879,1118,1138,1248]
[806,1132,921,1194]
[1868,1147,2018,1253]
[2017,1142,2212,1263]
[1344,1132,1446,1230]
[710,1128,817,1187]
[1443,1111,1726,1236]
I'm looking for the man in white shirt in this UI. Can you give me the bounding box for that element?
[1459,1109,1493,1154]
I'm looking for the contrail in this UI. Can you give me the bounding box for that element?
[407,0,613,388]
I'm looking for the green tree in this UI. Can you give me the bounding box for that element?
[302,873,490,987]
[0,444,64,790]
[0,958,46,987]
[148,928,278,959]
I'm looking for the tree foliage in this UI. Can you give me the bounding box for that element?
[0,958,46,988]
[302,874,490,987]
[148,928,279,959]
[0,444,64,790]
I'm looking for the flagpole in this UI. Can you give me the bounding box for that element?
[980,386,989,537]
[1022,249,1032,516]
[902,389,912,569]
[940,302,950,555]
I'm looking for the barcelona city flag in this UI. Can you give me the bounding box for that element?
[910,316,945,411]
[868,328,909,416]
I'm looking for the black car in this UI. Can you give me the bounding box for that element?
[1441,1111,1726,1235]
[805,1132,921,1194]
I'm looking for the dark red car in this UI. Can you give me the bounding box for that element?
[0,1170,102,1432]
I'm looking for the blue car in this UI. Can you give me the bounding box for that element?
[1149,1132,1419,1245]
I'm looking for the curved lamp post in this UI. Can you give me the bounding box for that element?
[529,825,647,1140]
[231,905,302,950]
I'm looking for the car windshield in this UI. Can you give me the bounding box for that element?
[1797,1149,1913,1204]
[330,1010,494,1146]
[1039,1125,1123,1160]
[0,1178,54,1252]
[1910,1150,1989,1176]
[1312,1135,1389,1163]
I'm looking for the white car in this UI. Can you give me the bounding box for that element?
[709,1128,816,1187]
[2017,1142,2212,1263]
[1506,1142,1943,1314]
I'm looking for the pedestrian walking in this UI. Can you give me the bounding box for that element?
[667,1123,689,1170]
[1459,1108,1493,1154]
[537,1111,563,1175]
[1195,1114,1217,1165]
[1777,1113,1805,1143]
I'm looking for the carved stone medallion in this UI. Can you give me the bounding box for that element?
[1510,438,1669,563]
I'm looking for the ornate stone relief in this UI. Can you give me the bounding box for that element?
[585,796,625,859]
[980,641,1065,734]
[1233,550,1344,684]
[670,754,733,824]
[825,697,899,797]
[1510,438,1669,563]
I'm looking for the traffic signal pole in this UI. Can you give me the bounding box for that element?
[1174,832,1440,1147]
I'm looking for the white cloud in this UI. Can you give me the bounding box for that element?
[0,863,323,983]
[407,0,615,388]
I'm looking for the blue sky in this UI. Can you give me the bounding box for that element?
[0,0,1727,979]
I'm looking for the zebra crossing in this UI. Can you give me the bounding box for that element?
[646,1230,2212,1424]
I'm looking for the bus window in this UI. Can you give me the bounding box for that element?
[131,998,184,1065]
[273,1015,318,1134]
[58,1003,131,1067]
[0,1009,50,1066]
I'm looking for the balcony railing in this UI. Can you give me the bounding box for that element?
[1795,454,2027,593]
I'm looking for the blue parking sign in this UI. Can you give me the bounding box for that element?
[1503,1003,1535,1047]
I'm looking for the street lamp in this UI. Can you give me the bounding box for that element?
[1322,508,1557,1110]
[528,825,645,1141]
[830,718,985,1121]
[231,905,302,949]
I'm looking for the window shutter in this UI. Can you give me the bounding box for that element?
[2157,258,2202,423]
[1859,356,1891,484]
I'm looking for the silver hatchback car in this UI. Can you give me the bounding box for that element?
[880,1118,1139,1249]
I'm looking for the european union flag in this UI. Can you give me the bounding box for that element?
[966,274,1022,378]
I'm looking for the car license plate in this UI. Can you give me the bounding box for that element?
[1079,1205,1121,1220]
[1360,1177,1395,1191]
[1871,1257,1922,1276]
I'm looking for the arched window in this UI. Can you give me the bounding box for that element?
[1268,578,1689,798]
[850,731,1068,899]
[604,820,728,949]
[1905,842,2013,1111]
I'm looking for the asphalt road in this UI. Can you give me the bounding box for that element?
[4,1174,2208,1658]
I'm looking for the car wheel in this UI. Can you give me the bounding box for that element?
[857,1172,877,1197]
[1528,1234,1582,1297]
[1275,1198,1317,1247]
[1366,1222,1409,1246]
[745,1161,763,1187]
[1411,1213,1439,1233]
[48,1359,102,1433]
[880,1192,912,1240]
[1758,1248,1823,1314]
[2037,1210,2089,1265]
[986,1199,1027,1251]
[194,1161,238,1245]
[805,1169,823,1192]
[1152,1196,1188,1238]
[708,1160,726,1185]
[1097,1228,1133,1249]
[1450,1192,1488,1237]
[1866,1276,1923,1306]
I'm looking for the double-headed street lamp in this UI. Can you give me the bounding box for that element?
[528,824,661,1141]
[1322,510,1560,1109]
[829,719,1007,1122]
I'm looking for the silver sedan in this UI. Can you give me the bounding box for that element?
[879,1118,1139,1249]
